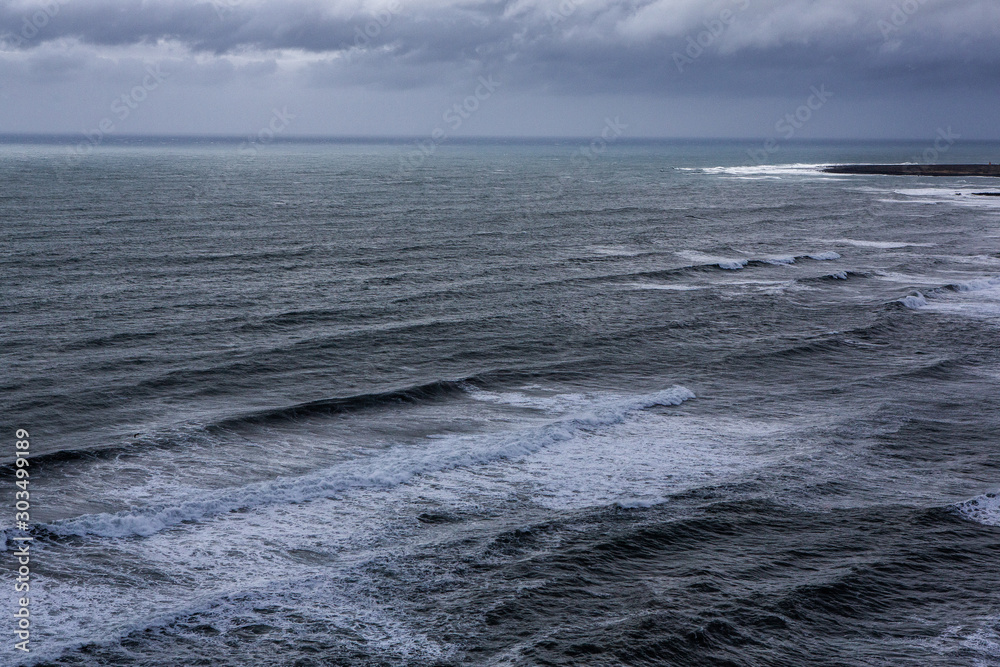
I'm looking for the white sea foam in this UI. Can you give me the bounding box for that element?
[808,251,842,260]
[45,386,696,539]
[888,618,1000,666]
[913,275,1000,318]
[718,278,791,287]
[718,260,748,270]
[824,238,935,249]
[465,387,590,413]
[900,292,928,309]
[960,621,1000,667]
[954,276,1000,292]
[676,250,748,270]
[674,249,839,270]
[875,271,945,285]
[954,493,1000,526]
[887,188,1000,209]
[23,559,454,667]
[586,245,644,257]
[477,411,786,511]
[928,254,1000,267]
[693,163,832,177]
[828,271,849,280]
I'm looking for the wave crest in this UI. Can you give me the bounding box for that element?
[955,493,1000,526]
[42,386,696,540]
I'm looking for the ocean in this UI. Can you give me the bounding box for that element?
[2,138,1000,666]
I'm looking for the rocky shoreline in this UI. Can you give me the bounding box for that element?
[824,164,1000,177]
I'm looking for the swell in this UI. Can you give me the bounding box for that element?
[374,253,833,306]
[212,377,476,427]
[31,386,696,540]
[118,314,519,394]
[569,250,844,286]
[716,314,980,386]
[890,275,1000,300]
[798,269,871,283]
[716,317,898,365]
[54,304,367,351]
[0,373,521,471]
[944,275,1000,293]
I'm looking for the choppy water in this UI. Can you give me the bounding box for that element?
[2,139,1000,666]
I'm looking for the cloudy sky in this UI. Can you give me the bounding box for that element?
[1,0,998,138]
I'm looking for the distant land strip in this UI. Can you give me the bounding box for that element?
[824,164,1000,177]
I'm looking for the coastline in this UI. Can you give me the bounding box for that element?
[824,164,1000,177]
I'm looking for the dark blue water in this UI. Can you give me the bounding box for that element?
[2,139,1000,665]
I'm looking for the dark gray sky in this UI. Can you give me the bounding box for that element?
[1,0,998,138]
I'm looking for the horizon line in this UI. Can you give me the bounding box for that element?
[1,132,998,145]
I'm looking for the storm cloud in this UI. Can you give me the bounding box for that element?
[1,0,998,137]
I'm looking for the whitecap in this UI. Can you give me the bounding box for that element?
[44,387,696,539]
[826,238,935,249]
[676,250,748,270]
[955,493,1000,526]
[695,163,832,177]
[900,292,928,309]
